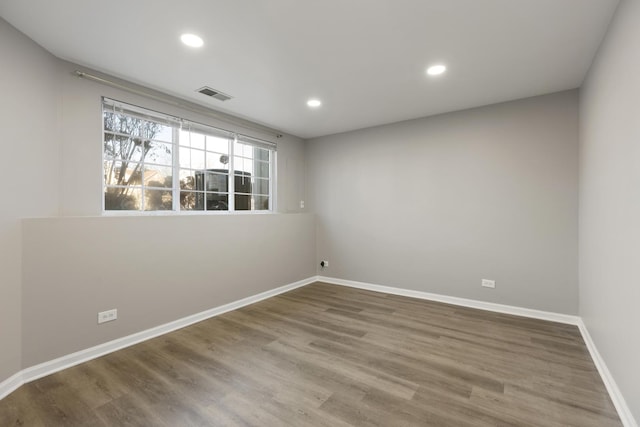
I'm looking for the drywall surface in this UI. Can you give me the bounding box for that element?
[21,213,315,367]
[0,18,60,383]
[579,0,640,421]
[307,91,579,314]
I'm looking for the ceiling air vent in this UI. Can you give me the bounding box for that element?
[196,86,233,101]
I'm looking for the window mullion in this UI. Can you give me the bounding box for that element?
[140,139,146,212]
[269,151,274,211]
[228,136,235,211]
[172,126,180,211]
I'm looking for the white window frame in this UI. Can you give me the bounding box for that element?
[102,98,276,214]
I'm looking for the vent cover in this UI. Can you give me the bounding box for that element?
[196,86,233,101]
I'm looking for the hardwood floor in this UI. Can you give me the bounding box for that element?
[0,282,622,426]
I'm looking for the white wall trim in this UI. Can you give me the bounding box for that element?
[0,276,317,401]
[318,275,580,324]
[0,371,24,401]
[2,275,636,427]
[577,319,638,427]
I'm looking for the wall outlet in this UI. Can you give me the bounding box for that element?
[481,279,496,289]
[300,200,305,209]
[320,260,329,268]
[98,309,118,324]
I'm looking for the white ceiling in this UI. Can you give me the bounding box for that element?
[0,0,619,139]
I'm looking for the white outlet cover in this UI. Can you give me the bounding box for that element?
[98,309,118,324]
[482,279,496,288]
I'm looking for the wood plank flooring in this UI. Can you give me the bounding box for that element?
[0,282,622,426]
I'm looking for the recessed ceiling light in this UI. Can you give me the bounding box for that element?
[180,33,204,48]
[426,64,447,76]
[307,99,322,108]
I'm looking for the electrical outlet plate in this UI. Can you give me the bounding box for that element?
[482,279,496,289]
[98,309,118,324]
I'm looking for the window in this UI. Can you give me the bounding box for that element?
[102,98,275,212]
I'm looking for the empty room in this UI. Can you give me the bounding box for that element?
[0,0,638,426]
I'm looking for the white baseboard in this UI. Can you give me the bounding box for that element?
[1,275,636,427]
[318,275,636,427]
[577,319,638,427]
[318,275,580,325]
[0,371,24,401]
[0,276,317,401]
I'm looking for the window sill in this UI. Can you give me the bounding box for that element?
[101,210,276,217]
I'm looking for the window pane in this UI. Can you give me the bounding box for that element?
[253,146,270,160]
[104,111,141,135]
[254,161,270,179]
[206,152,230,170]
[146,142,173,166]
[104,187,141,210]
[235,194,251,211]
[181,191,229,211]
[148,123,173,143]
[178,129,190,146]
[180,191,203,211]
[179,147,190,169]
[234,156,252,174]
[179,169,197,190]
[104,111,117,131]
[104,160,142,186]
[206,136,229,154]
[205,193,229,211]
[104,135,143,162]
[191,149,206,170]
[104,114,152,137]
[179,147,205,170]
[203,171,229,193]
[179,130,206,150]
[144,189,172,211]
[234,141,255,158]
[251,177,270,195]
[232,172,250,195]
[234,194,269,211]
[144,164,172,188]
[103,133,120,159]
[252,195,270,211]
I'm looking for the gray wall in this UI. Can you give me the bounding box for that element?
[307,91,579,314]
[0,18,312,382]
[0,18,60,384]
[579,0,640,420]
[22,213,315,367]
